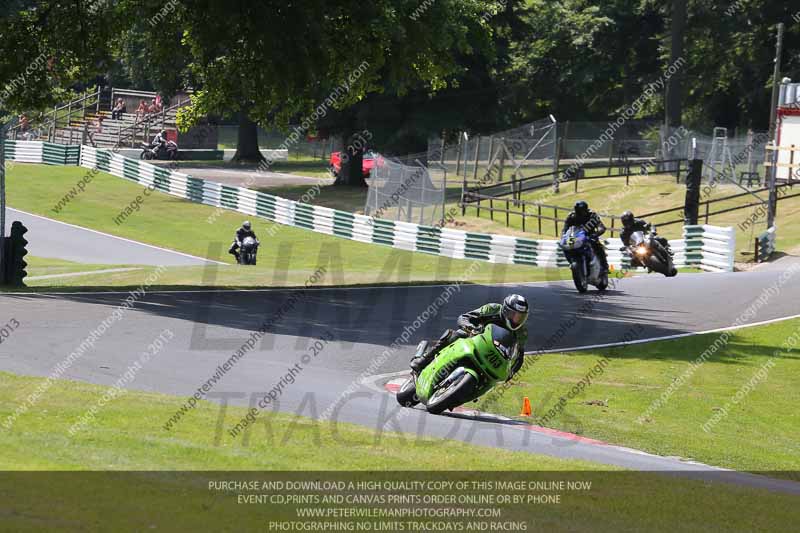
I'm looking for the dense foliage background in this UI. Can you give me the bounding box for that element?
[1,0,798,154]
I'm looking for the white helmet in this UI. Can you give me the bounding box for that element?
[502,294,529,331]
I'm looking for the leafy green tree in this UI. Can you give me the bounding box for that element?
[125,0,495,184]
[0,1,116,115]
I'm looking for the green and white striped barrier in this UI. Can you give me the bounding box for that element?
[9,143,734,272]
[683,225,736,272]
[4,140,80,165]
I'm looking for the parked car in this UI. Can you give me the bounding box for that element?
[330,150,380,178]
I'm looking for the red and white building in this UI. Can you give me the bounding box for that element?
[775,81,800,181]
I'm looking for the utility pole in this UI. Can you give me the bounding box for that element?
[0,122,6,283]
[767,23,785,229]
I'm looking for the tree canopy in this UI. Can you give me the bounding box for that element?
[1,0,798,150]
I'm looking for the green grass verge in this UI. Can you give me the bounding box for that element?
[25,256,135,278]
[7,164,565,289]
[0,370,602,471]
[477,318,800,475]
[0,371,798,531]
[169,157,333,180]
[258,183,368,212]
[270,156,333,179]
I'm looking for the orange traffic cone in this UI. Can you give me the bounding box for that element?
[520,397,532,417]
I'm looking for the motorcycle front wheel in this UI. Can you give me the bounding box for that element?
[571,261,589,293]
[426,372,477,415]
[396,377,419,407]
[648,255,667,276]
[597,271,609,291]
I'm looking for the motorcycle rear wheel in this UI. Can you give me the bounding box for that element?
[396,377,420,407]
[426,372,477,415]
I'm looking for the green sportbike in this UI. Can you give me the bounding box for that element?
[396,324,518,415]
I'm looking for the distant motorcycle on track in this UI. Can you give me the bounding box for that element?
[237,236,259,265]
[140,140,178,161]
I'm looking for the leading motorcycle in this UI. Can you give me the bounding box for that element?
[396,324,518,415]
[559,225,609,293]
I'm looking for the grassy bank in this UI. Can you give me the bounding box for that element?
[0,371,601,471]
[7,164,563,288]
[0,370,797,531]
[478,318,800,474]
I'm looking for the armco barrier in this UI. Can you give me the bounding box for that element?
[7,142,734,271]
[4,140,80,165]
[683,225,736,272]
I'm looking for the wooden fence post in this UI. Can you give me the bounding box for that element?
[553,206,559,236]
[537,205,542,234]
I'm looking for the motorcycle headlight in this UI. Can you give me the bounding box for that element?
[636,246,647,256]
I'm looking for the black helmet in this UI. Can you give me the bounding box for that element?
[621,210,634,228]
[160,129,167,136]
[242,221,251,230]
[574,201,589,217]
[502,294,529,331]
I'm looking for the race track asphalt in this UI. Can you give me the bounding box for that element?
[6,207,221,266]
[2,266,800,492]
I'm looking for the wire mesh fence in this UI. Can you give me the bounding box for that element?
[364,153,447,226]
[558,119,662,162]
[428,116,558,189]
[677,128,770,186]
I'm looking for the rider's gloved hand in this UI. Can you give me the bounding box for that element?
[467,325,483,336]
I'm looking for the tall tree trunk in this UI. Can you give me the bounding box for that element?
[231,111,264,164]
[334,130,367,187]
[665,0,686,129]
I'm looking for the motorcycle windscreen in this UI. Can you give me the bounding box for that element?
[630,231,645,247]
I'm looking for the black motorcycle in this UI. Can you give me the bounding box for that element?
[238,236,259,265]
[140,141,178,161]
[625,230,677,277]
